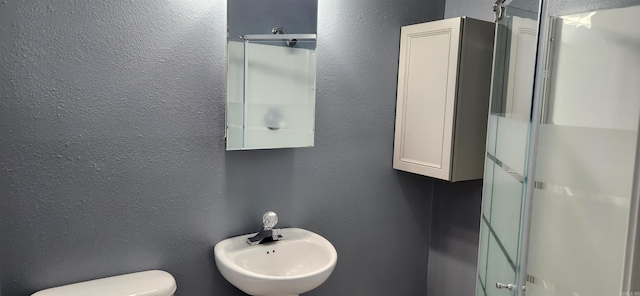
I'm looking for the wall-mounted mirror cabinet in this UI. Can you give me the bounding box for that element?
[226,0,318,150]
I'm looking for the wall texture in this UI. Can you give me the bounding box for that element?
[428,180,484,296]
[444,0,494,21]
[427,2,495,296]
[228,0,317,38]
[0,0,445,295]
[444,0,542,21]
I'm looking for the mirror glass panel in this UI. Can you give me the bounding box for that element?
[226,0,318,150]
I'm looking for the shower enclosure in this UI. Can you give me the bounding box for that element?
[477,1,640,295]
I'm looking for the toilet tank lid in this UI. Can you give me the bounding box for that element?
[31,270,177,296]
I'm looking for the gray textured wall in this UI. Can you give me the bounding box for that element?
[427,180,483,296]
[228,0,317,38]
[429,2,494,296]
[444,0,541,21]
[444,0,495,21]
[0,0,445,295]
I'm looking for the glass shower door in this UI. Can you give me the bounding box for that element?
[479,2,640,296]
[477,2,540,296]
[524,4,640,296]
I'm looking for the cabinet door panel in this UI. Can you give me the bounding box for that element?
[393,18,461,180]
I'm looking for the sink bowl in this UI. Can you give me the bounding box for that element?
[214,228,337,296]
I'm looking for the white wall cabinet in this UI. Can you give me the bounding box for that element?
[393,17,495,182]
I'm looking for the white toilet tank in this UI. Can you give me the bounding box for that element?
[31,270,177,296]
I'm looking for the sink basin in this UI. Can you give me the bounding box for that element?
[214,228,337,296]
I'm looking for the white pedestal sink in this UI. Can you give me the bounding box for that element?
[214,228,337,296]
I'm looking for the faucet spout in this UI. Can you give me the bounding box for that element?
[246,211,283,245]
[247,228,282,245]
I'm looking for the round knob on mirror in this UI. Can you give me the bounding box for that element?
[262,211,278,230]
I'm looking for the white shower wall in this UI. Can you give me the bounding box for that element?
[227,40,316,150]
[546,6,640,131]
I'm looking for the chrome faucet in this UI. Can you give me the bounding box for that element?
[247,211,283,246]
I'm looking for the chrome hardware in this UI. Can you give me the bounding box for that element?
[496,283,517,291]
[493,0,507,22]
[270,27,297,47]
[262,211,278,230]
[271,27,286,34]
[247,211,283,245]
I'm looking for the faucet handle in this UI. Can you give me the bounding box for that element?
[262,211,278,230]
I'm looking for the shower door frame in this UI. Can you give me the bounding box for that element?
[514,0,547,293]
[476,2,543,294]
